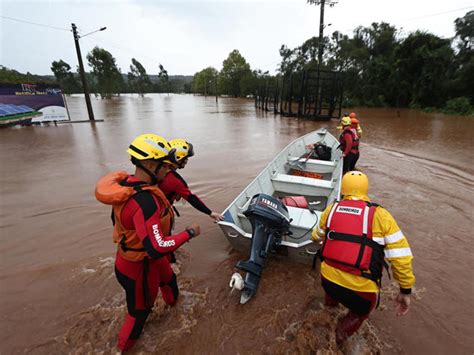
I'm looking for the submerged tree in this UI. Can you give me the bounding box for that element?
[128,58,151,97]
[158,64,170,94]
[50,60,80,94]
[192,67,218,95]
[219,49,253,97]
[86,47,123,99]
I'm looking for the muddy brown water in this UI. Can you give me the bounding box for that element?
[0,95,473,354]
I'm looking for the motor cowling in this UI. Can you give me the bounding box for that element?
[243,193,291,230]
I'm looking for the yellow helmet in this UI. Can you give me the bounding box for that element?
[341,171,369,197]
[341,116,351,126]
[168,138,194,162]
[127,134,177,164]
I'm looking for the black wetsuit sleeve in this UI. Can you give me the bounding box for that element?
[187,194,212,215]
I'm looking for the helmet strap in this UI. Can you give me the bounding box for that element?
[134,159,159,185]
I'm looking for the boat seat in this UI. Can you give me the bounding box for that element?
[271,173,333,196]
[287,156,338,174]
[288,156,337,167]
[286,206,319,230]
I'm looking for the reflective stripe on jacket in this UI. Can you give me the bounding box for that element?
[321,200,385,283]
[312,196,415,292]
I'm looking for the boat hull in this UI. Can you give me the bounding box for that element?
[218,128,343,265]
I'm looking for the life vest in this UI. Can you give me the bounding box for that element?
[320,199,385,283]
[339,127,359,154]
[96,171,174,262]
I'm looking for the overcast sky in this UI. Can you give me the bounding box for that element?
[1,0,472,76]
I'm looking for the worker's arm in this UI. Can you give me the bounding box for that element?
[374,207,415,315]
[168,172,214,215]
[123,192,192,258]
[342,131,353,157]
[311,203,333,242]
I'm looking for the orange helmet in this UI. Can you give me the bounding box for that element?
[349,112,357,118]
[351,118,359,125]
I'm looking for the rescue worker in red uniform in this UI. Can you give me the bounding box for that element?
[311,171,415,345]
[339,116,360,173]
[95,134,201,352]
[159,138,224,222]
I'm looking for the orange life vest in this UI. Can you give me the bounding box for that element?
[96,171,174,262]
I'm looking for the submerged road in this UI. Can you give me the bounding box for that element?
[0,95,473,354]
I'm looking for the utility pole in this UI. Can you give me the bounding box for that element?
[317,0,325,65]
[307,0,337,66]
[71,23,98,121]
[214,76,218,104]
[308,0,336,117]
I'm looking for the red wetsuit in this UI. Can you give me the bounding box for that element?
[339,127,360,173]
[159,170,212,215]
[96,172,192,351]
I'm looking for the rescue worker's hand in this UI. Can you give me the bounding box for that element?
[185,224,201,238]
[305,144,315,150]
[210,212,224,221]
[311,228,320,242]
[395,293,411,316]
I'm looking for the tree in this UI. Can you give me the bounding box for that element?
[158,63,170,94]
[395,31,454,108]
[219,49,252,97]
[86,46,123,99]
[50,60,80,94]
[451,11,474,103]
[192,67,218,95]
[127,58,151,96]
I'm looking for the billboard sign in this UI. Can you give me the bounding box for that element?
[0,83,70,123]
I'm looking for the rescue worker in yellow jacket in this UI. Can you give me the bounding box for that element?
[311,171,415,345]
[336,113,350,131]
[96,134,201,352]
[337,112,363,138]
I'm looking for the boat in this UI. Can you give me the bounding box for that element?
[218,127,343,303]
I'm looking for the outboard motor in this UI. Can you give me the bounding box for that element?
[233,193,291,304]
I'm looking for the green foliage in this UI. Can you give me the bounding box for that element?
[157,64,170,94]
[86,47,123,99]
[127,58,151,96]
[277,13,472,114]
[443,97,473,115]
[395,31,454,108]
[0,65,55,84]
[50,60,81,94]
[219,50,253,97]
[450,11,474,105]
[192,67,219,95]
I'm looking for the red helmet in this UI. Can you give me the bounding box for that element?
[349,112,357,118]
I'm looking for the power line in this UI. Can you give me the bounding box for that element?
[1,15,70,32]
[401,6,473,22]
[336,5,474,35]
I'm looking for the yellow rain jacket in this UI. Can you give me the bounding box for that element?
[312,196,415,293]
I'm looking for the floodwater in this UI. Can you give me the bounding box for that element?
[0,94,473,354]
